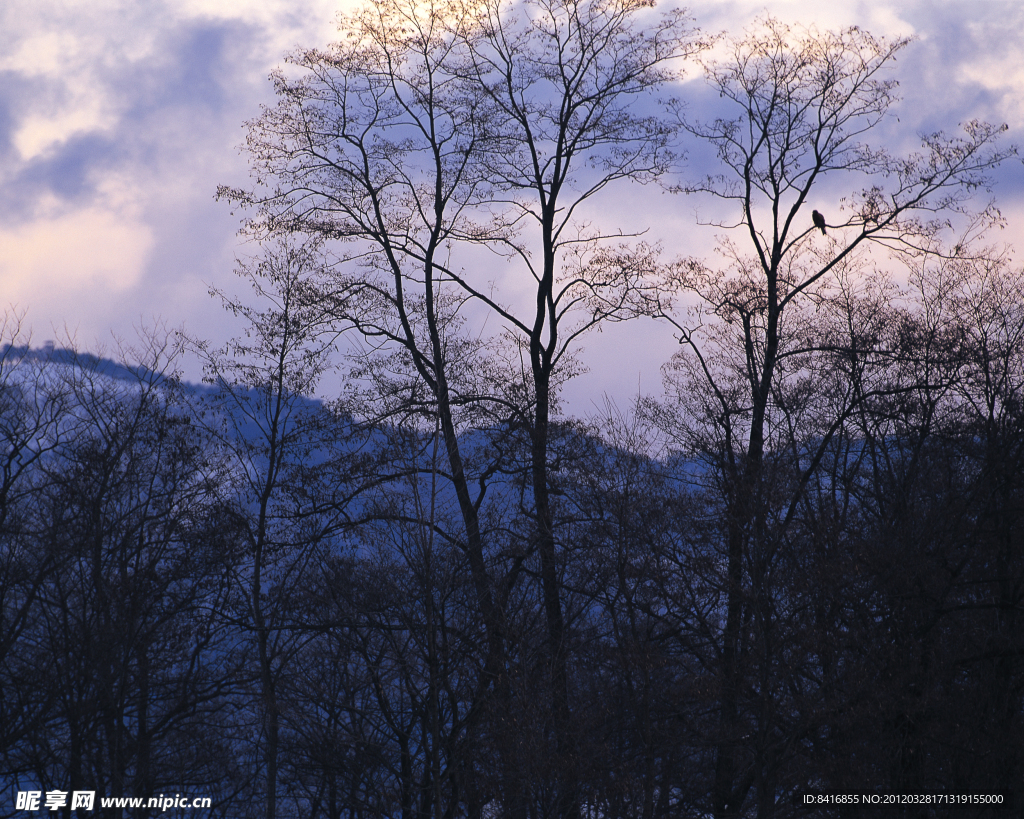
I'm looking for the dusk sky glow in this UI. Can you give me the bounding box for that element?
[4,0,1024,412]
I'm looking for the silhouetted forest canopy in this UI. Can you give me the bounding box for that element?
[2,2,1023,818]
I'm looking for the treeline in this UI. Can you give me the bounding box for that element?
[3,0,1024,817]
[1,255,1021,818]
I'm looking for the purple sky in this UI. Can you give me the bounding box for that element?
[3,0,1023,412]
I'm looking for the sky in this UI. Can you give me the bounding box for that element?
[3,0,1024,412]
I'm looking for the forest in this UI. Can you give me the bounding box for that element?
[1,0,1022,817]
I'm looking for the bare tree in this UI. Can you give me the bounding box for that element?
[189,239,347,819]
[0,317,71,801]
[1,333,243,818]
[219,14,516,807]
[221,1,705,813]
[853,247,1024,802]
[454,6,708,813]
[652,17,1014,819]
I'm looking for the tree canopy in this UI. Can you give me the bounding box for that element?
[2,5,1021,819]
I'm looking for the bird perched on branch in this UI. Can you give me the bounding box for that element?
[812,210,827,235]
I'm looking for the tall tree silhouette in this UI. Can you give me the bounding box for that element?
[220,1,707,815]
[656,17,1014,818]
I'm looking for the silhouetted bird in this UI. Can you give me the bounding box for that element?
[812,210,827,235]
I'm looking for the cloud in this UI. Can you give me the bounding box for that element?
[2,0,1024,402]
[0,0,352,354]
[0,198,152,307]
[0,32,119,163]
[689,0,915,39]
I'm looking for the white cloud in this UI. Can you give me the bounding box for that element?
[0,0,354,163]
[0,30,117,161]
[0,200,153,300]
